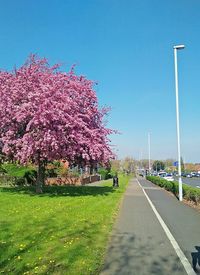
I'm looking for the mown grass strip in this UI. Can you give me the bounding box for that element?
[0,174,131,275]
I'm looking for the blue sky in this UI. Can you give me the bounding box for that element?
[0,0,200,162]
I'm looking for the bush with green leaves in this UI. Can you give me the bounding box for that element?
[98,168,112,180]
[24,170,37,185]
[45,168,58,178]
[0,166,6,174]
[1,163,37,186]
[146,176,200,204]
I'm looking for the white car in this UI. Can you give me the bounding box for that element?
[163,174,174,182]
[158,172,167,177]
[158,172,174,182]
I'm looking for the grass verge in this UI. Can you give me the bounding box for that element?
[146,176,200,204]
[0,174,131,275]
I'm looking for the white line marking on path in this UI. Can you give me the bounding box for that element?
[136,178,196,275]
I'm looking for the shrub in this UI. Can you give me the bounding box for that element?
[24,170,37,185]
[98,168,112,180]
[0,166,6,174]
[14,177,26,186]
[1,163,37,186]
[2,163,35,177]
[45,168,58,178]
[146,176,200,204]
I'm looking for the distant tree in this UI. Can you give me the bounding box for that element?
[164,159,175,168]
[110,159,121,174]
[187,163,200,172]
[121,157,135,173]
[184,163,196,172]
[181,157,185,172]
[152,160,165,172]
[0,55,115,192]
[140,159,150,170]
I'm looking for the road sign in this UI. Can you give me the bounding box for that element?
[173,161,178,167]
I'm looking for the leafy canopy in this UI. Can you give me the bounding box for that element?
[0,55,114,165]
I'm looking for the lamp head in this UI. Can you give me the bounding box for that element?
[174,45,185,50]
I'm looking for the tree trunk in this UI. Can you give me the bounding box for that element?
[36,159,45,193]
[90,163,94,175]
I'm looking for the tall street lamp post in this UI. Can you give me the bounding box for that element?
[173,44,185,201]
[148,132,151,174]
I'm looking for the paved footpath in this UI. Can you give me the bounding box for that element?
[100,177,200,275]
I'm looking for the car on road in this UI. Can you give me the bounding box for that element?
[186,173,192,178]
[158,172,167,177]
[191,172,200,177]
[191,172,196,177]
[163,174,174,182]
[158,172,174,182]
[151,171,158,176]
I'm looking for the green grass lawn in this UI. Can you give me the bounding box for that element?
[0,174,130,275]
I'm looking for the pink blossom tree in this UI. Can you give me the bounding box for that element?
[0,55,115,193]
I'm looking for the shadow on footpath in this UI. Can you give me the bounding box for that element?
[101,231,185,275]
[191,246,200,274]
[0,185,116,197]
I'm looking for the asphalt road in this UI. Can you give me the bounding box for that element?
[175,177,200,188]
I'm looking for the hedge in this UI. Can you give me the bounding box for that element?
[146,176,200,204]
[0,163,37,186]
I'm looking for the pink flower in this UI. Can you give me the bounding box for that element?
[0,54,115,165]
